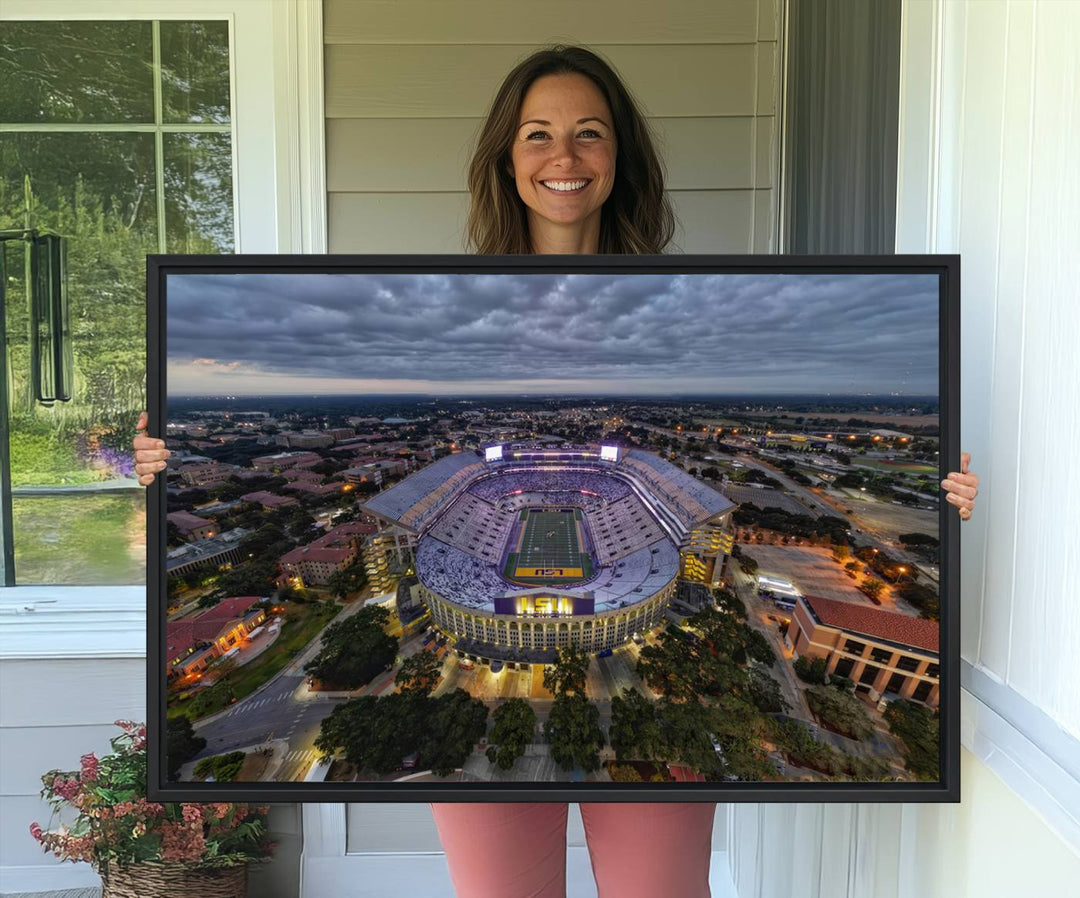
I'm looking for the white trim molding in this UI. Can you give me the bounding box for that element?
[960,666,1080,853]
[272,0,328,254]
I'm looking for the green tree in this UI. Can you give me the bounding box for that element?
[165,715,207,781]
[747,667,789,714]
[793,655,828,684]
[860,578,885,601]
[884,699,940,780]
[486,698,536,771]
[806,686,876,741]
[542,644,589,696]
[422,689,489,777]
[544,692,605,772]
[303,604,397,689]
[328,560,367,600]
[609,687,664,762]
[395,650,442,696]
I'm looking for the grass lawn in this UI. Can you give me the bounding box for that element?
[168,601,341,722]
[12,491,145,584]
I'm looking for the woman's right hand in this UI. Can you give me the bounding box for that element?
[133,410,170,486]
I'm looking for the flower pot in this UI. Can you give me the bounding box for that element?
[101,862,247,898]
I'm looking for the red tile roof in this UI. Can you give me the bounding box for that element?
[801,594,939,653]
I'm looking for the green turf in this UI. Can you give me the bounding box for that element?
[518,510,581,571]
[503,551,519,579]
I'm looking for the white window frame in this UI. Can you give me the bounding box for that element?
[0,0,325,660]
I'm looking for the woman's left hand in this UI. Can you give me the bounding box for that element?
[941,452,979,521]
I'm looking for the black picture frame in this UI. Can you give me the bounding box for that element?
[147,253,960,803]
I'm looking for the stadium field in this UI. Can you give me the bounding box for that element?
[506,509,591,584]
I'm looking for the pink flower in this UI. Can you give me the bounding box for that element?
[80,753,99,782]
[52,777,80,801]
[137,799,166,818]
[29,822,43,842]
[181,804,202,824]
[160,821,206,863]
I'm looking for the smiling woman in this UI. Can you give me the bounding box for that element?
[465,45,674,255]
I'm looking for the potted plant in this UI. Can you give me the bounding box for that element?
[30,720,274,897]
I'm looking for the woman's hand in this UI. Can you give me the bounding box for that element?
[941,451,979,521]
[133,410,170,487]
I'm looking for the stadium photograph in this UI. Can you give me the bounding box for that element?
[159,266,945,790]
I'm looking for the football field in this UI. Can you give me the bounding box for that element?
[505,509,591,583]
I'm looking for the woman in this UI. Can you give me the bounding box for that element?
[134,45,979,898]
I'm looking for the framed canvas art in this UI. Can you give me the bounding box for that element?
[147,254,960,802]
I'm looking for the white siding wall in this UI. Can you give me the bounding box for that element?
[729,0,1080,894]
[0,659,146,891]
[324,0,781,254]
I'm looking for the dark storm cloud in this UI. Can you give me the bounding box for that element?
[166,272,939,394]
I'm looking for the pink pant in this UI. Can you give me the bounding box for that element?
[430,802,716,898]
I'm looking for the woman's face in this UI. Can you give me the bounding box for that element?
[508,73,617,237]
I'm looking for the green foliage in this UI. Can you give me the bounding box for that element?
[542,644,589,696]
[422,689,490,777]
[897,581,940,620]
[712,586,747,618]
[828,675,856,693]
[793,655,828,684]
[739,554,760,575]
[315,688,488,778]
[805,686,876,741]
[165,715,206,781]
[609,764,643,782]
[884,699,940,780]
[193,751,245,782]
[33,721,271,872]
[395,650,442,696]
[860,578,885,600]
[747,667,789,713]
[303,604,397,690]
[544,692,605,772]
[327,560,367,599]
[487,698,537,771]
[609,687,665,761]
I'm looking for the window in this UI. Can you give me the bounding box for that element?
[912,680,933,703]
[844,638,865,655]
[870,647,894,665]
[895,655,921,673]
[1,19,234,585]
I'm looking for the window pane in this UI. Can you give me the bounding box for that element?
[12,492,145,585]
[160,21,232,124]
[164,133,235,253]
[2,132,155,584]
[0,21,154,124]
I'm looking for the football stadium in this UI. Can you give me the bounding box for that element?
[363,444,736,667]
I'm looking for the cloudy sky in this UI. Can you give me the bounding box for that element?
[166,272,940,396]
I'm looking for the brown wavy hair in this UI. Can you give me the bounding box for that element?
[466,45,676,255]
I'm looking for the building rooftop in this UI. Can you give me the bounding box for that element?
[801,593,939,653]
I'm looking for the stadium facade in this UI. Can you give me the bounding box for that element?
[363,445,736,666]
